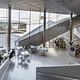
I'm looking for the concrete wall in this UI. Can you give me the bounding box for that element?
[19,32,43,48]
[36,65,80,80]
[36,72,76,80]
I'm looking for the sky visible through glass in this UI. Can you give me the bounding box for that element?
[0,8,70,33]
[0,8,70,49]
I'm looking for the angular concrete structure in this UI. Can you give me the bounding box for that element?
[16,15,80,48]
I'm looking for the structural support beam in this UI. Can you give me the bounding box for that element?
[8,4,11,53]
[70,13,73,45]
[29,8,31,48]
[43,9,46,47]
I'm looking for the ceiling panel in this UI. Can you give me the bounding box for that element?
[0,0,80,14]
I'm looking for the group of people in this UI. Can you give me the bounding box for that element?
[70,43,80,58]
[54,37,66,48]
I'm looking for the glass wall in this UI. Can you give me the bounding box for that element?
[0,8,8,49]
[0,8,70,49]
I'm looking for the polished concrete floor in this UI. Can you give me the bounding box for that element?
[2,48,80,80]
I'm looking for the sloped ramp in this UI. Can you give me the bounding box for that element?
[16,15,80,48]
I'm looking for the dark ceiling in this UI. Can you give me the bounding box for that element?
[0,0,80,14]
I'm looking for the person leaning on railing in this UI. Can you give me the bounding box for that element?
[0,54,3,64]
[9,49,15,60]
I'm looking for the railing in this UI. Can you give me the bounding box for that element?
[0,58,9,80]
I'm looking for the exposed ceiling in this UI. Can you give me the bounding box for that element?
[0,0,80,14]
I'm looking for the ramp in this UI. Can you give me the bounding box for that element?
[16,15,80,48]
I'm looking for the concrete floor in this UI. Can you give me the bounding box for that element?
[2,48,80,80]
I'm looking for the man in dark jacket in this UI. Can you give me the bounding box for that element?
[0,54,3,64]
[9,49,15,60]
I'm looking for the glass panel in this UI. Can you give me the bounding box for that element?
[20,10,29,19]
[30,23,39,31]
[0,8,7,18]
[12,9,19,22]
[31,11,40,24]
[0,8,7,49]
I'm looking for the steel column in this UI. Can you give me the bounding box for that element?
[43,9,46,47]
[70,13,73,45]
[29,8,31,48]
[8,4,11,53]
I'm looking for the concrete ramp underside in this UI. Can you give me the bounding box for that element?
[17,15,80,48]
